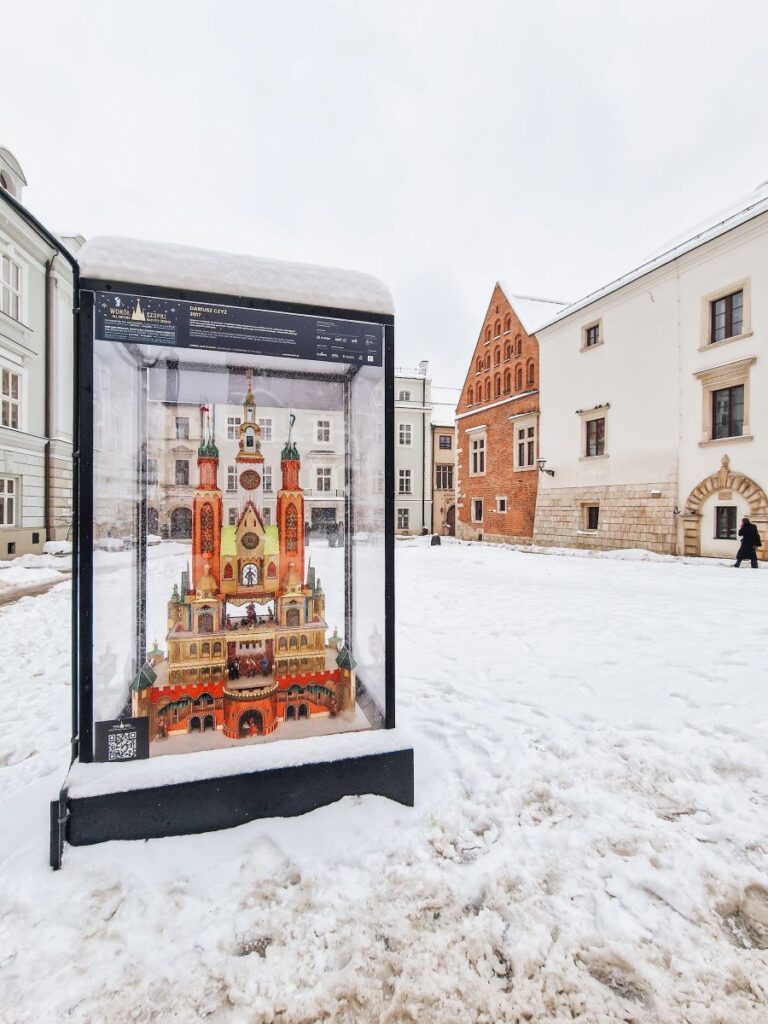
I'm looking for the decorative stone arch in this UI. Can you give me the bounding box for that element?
[682,454,768,558]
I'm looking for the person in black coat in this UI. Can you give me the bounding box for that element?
[735,516,761,568]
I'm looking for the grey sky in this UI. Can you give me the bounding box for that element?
[4,0,768,404]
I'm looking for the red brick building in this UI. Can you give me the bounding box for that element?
[455,284,566,543]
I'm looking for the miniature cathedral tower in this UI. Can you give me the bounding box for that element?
[235,370,265,515]
[192,405,222,589]
[276,413,305,590]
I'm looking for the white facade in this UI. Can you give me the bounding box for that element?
[535,181,768,559]
[0,148,77,557]
[395,362,432,534]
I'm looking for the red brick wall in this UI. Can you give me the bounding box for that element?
[456,284,540,541]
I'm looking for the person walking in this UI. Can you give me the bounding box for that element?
[734,516,761,568]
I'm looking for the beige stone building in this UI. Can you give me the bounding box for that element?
[534,180,768,559]
[431,422,455,535]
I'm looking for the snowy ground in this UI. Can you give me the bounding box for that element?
[0,539,767,1023]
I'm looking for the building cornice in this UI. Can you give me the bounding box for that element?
[456,389,538,420]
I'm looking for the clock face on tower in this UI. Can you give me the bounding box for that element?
[239,469,261,491]
[241,531,259,550]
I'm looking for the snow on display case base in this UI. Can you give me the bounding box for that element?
[51,236,412,867]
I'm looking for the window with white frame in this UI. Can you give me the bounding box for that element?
[469,434,486,475]
[1,368,20,429]
[1,255,21,321]
[397,507,410,529]
[258,418,272,441]
[695,358,755,442]
[496,496,507,513]
[398,390,411,402]
[263,466,272,492]
[435,465,453,489]
[175,460,190,486]
[514,418,536,469]
[227,416,241,440]
[175,416,189,440]
[228,507,237,526]
[398,469,412,494]
[472,498,483,522]
[227,465,237,491]
[0,477,16,526]
[399,423,412,446]
[438,434,452,450]
[317,467,332,492]
[316,419,331,443]
[585,417,606,457]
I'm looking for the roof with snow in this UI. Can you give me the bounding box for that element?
[537,180,768,331]
[78,235,394,316]
[496,286,570,334]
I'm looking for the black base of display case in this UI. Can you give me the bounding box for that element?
[50,747,414,868]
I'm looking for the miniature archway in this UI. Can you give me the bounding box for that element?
[682,454,768,557]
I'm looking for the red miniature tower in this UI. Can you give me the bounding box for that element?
[276,414,305,590]
[191,406,222,589]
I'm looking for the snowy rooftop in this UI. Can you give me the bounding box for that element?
[538,179,768,330]
[496,285,570,334]
[78,235,394,316]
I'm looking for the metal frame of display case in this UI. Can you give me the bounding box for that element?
[51,277,411,869]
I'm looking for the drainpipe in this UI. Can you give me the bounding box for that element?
[422,375,426,532]
[44,253,56,541]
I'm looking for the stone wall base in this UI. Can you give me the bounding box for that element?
[456,522,533,546]
[533,482,677,555]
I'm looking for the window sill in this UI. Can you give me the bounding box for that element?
[579,454,609,461]
[579,340,605,353]
[699,434,753,447]
[514,464,537,472]
[576,529,599,535]
[698,330,753,351]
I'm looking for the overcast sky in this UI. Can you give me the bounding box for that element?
[5,0,768,413]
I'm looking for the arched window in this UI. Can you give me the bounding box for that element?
[267,561,277,578]
[504,370,511,393]
[494,347,501,366]
[241,562,259,587]
[189,643,198,657]
[289,636,298,649]
[198,610,213,633]
[285,504,298,553]
[200,503,214,554]
[484,354,491,370]
[485,326,491,341]
[476,357,482,373]
[287,607,300,627]
[527,362,535,385]
[494,374,501,398]
[494,320,501,336]
[202,642,210,656]
[468,386,474,405]
[516,336,522,356]
[516,366,523,390]
[505,344,512,360]
[213,642,222,655]
[300,635,308,647]
[278,637,287,651]
[223,563,234,580]
[485,379,491,402]
[504,314,511,332]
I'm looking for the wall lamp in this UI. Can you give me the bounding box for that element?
[536,457,555,477]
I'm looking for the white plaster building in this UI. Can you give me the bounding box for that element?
[534,180,768,560]
[0,148,79,557]
[395,362,432,535]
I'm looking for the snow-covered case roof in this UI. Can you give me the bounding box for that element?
[537,180,768,331]
[496,286,570,334]
[77,235,394,316]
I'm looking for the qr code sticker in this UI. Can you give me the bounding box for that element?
[107,729,138,761]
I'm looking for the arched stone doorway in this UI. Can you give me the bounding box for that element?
[203,714,215,731]
[239,709,263,737]
[170,507,192,539]
[683,455,768,559]
[445,505,456,536]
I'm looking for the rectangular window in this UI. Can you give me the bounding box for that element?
[585,323,600,348]
[227,465,237,491]
[263,466,272,492]
[515,422,536,468]
[0,477,16,526]
[398,390,411,402]
[1,255,21,321]
[1,368,20,429]
[472,498,483,523]
[316,419,331,443]
[398,469,412,494]
[175,460,189,486]
[712,385,744,439]
[317,467,332,492]
[147,458,158,485]
[496,496,507,513]
[439,434,452,449]
[585,418,605,456]
[175,416,189,440]
[258,417,272,441]
[397,508,409,529]
[711,290,743,343]
[435,465,453,489]
[227,416,241,440]
[228,507,237,526]
[262,507,271,526]
[715,505,737,540]
[585,505,599,531]
[471,436,486,474]
[399,423,412,446]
